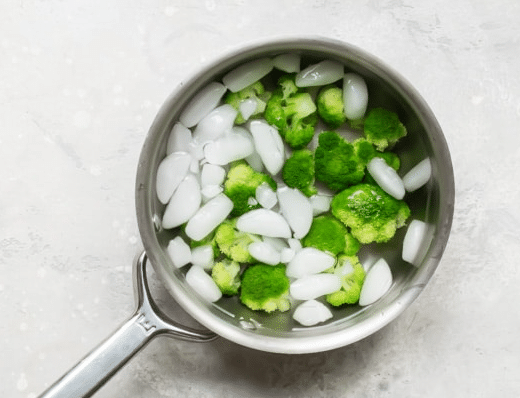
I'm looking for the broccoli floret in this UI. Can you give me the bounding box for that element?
[240,264,291,313]
[344,232,361,256]
[326,255,365,306]
[264,74,318,149]
[279,73,300,98]
[352,138,377,165]
[283,112,317,149]
[224,161,277,217]
[211,259,241,296]
[314,131,366,191]
[316,85,346,128]
[353,138,400,170]
[264,75,299,131]
[224,81,271,124]
[330,183,410,244]
[302,215,348,256]
[363,108,407,151]
[214,219,259,263]
[282,149,317,197]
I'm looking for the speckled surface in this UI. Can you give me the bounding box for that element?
[2,1,520,397]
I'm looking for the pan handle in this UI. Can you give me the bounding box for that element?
[38,252,217,398]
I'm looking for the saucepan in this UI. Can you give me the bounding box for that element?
[39,37,454,398]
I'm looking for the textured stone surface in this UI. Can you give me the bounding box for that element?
[2,1,520,397]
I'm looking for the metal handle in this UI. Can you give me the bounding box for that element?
[38,252,217,398]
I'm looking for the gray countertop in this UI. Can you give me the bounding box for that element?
[2,1,519,397]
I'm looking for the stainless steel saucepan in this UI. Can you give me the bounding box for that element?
[39,37,455,398]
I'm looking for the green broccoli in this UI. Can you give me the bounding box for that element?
[282,149,317,197]
[279,73,299,98]
[224,81,271,124]
[214,219,259,263]
[264,75,298,130]
[240,264,291,313]
[330,183,410,244]
[344,232,361,256]
[211,259,241,296]
[223,161,277,217]
[352,138,377,165]
[352,138,399,169]
[326,255,365,306]
[316,85,346,128]
[264,74,318,149]
[301,215,348,256]
[314,131,366,191]
[363,108,407,151]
